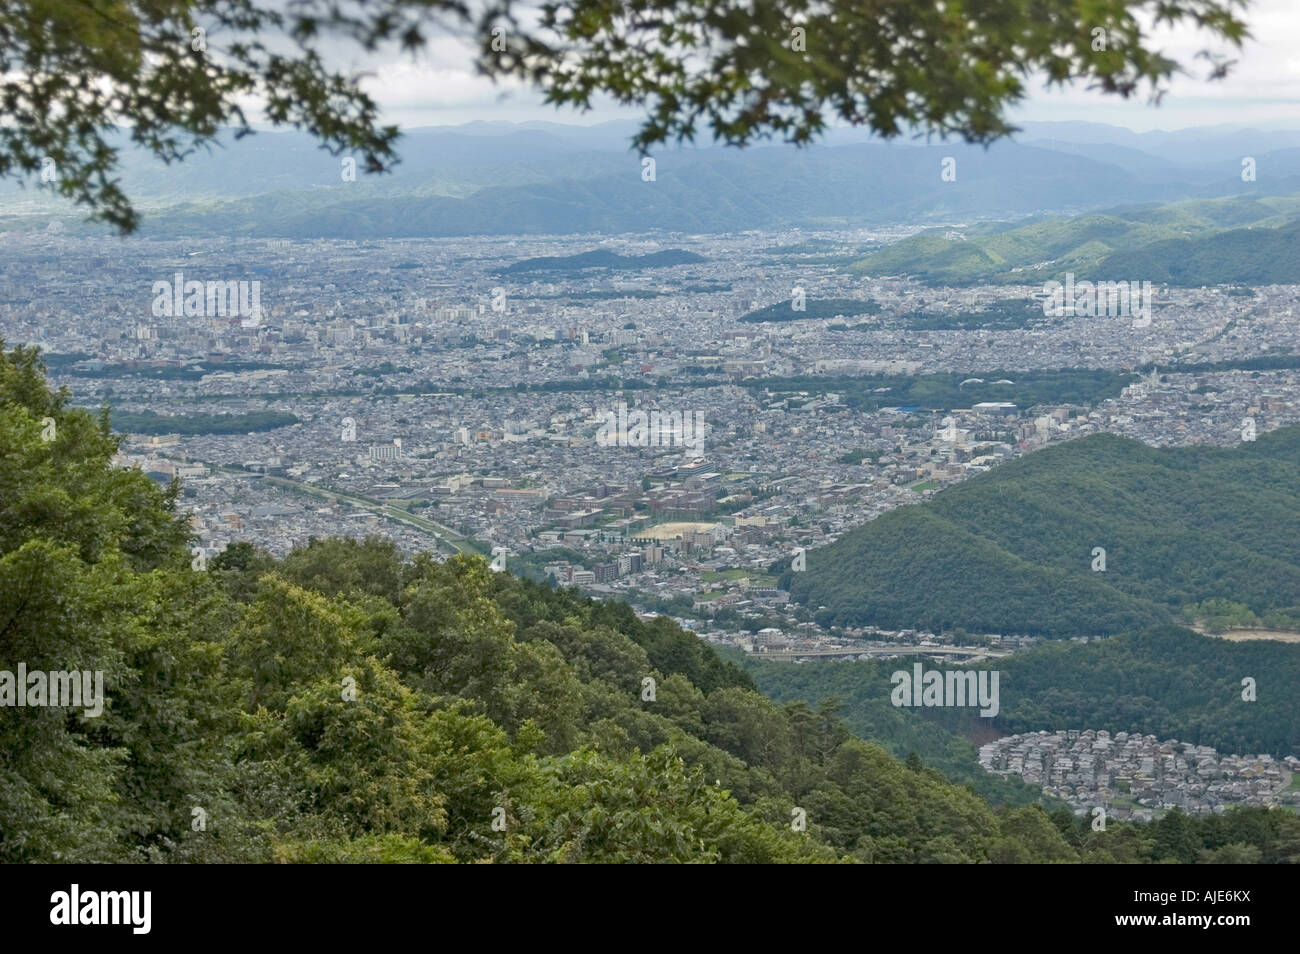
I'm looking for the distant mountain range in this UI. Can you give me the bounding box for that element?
[7,120,1300,240]
[783,425,1300,637]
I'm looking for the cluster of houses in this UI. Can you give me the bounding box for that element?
[980,729,1300,819]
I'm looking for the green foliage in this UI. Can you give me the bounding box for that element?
[516,0,1246,156]
[850,195,1300,286]
[745,625,1300,777]
[1181,598,1261,634]
[744,661,1056,809]
[738,298,879,324]
[992,627,1300,758]
[1098,219,1300,285]
[789,428,1300,636]
[0,0,408,231]
[837,448,880,465]
[110,409,299,436]
[894,300,1045,331]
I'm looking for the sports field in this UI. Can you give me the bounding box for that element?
[635,521,718,540]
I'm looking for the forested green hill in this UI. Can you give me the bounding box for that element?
[3,342,1297,863]
[848,195,1300,286]
[727,650,1053,809]
[746,627,1300,764]
[787,428,1300,636]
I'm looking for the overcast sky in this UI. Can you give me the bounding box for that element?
[333,0,1300,133]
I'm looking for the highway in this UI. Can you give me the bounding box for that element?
[194,461,487,557]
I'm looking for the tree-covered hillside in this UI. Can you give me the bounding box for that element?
[787,428,1300,636]
[3,342,1296,864]
[848,195,1300,286]
[728,650,1054,809]
[746,627,1300,765]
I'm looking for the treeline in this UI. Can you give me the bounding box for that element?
[738,652,1054,808]
[1097,220,1300,286]
[738,298,880,323]
[1181,598,1300,634]
[893,300,1045,331]
[848,197,1300,287]
[6,340,1295,863]
[837,448,882,465]
[354,362,413,377]
[1151,352,1300,375]
[993,627,1300,757]
[500,249,705,275]
[746,635,1300,862]
[746,626,1300,764]
[110,409,300,435]
[787,428,1300,636]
